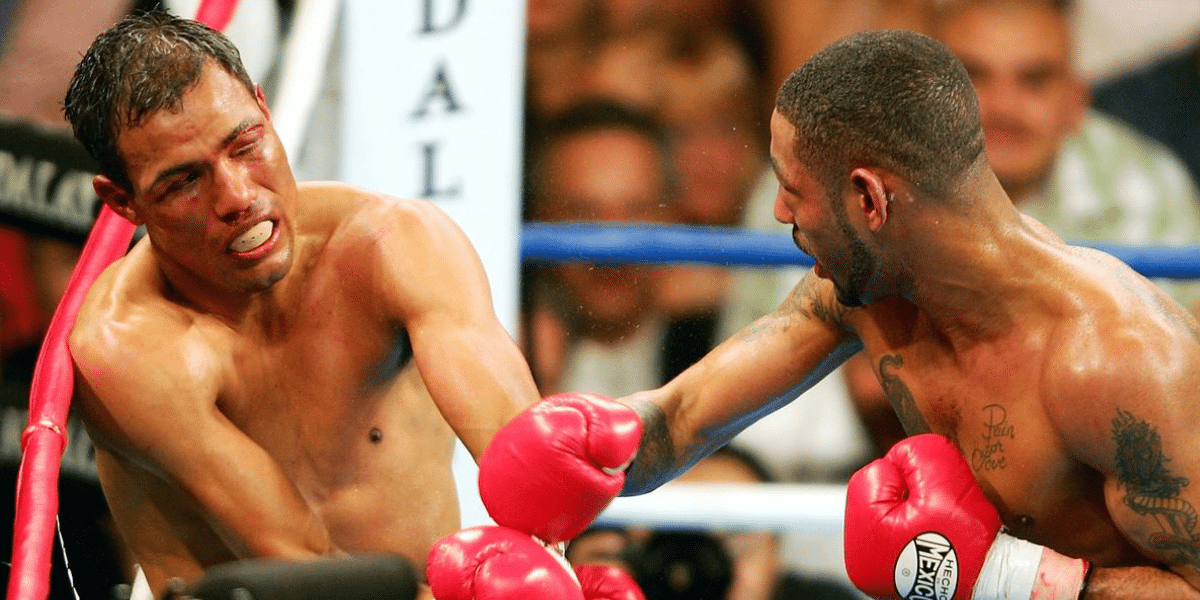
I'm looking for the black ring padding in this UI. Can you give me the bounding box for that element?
[185,554,419,600]
[0,115,101,242]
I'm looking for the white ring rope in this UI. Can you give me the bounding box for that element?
[597,483,848,533]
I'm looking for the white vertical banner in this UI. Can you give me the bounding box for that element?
[341,0,526,335]
[341,0,527,528]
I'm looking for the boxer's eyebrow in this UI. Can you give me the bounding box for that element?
[144,118,259,194]
[770,157,797,192]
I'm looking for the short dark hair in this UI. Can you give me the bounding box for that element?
[775,29,985,199]
[525,100,679,219]
[63,8,255,191]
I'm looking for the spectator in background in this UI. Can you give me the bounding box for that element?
[525,0,602,122]
[522,101,677,397]
[847,0,1200,455]
[1092,34,1200,192]
[654,25,771,380]
[937,0,1200,267]
[755,0,936,119]
[566,445,862,600]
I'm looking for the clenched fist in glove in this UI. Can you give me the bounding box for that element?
[479,392,642,543]
[575,564,646,600]
[426,526,647,600]
[844,434,1090,600]
[426,525,583,600]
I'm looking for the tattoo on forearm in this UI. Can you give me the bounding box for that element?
[736,316,787,345]
[971,404,1013,472]
[623,400,677,495]
[878,354,931,435]
[1112,408,1200,569]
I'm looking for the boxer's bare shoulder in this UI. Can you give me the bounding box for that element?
[297,182,471,270]
[70,249,227,457]
[1040,248,1200,455]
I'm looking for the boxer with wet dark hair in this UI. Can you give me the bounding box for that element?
[487,29,1200,600]
[63,9,640,600]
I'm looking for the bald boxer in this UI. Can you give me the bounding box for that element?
[484,29,1200,599]
[59,9,616,599]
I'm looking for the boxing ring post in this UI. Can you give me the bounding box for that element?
[6,2,238,599]
[9,209,135,600]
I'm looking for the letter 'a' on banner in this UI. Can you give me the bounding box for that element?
[340,0,526,529]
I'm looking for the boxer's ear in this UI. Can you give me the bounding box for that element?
[850,167,889,231]
[255,84,271,120]
[93,174,142,226]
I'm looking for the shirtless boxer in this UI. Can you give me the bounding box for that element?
[60,10,639,599]
[481,29,1200,599]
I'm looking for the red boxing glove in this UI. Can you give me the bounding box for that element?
[479,392,642,543]
[844,434,1089,600]
[426,525,584,600]
[575,564,646,600]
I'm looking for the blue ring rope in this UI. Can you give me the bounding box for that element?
[521,222,1200,280]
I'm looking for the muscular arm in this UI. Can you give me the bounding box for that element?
[72,317,337,563]
[1083,405,1200,599]
[378,198,540,460]
[1045,300,1200,598]
[622,270,861,494]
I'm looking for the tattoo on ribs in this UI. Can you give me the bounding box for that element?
[1112,408,1200,567]
[971,404,1013,472]
[878,355,931,435]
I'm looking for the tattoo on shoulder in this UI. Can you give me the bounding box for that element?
[878,354,931,436]
[1112,408,1200,569]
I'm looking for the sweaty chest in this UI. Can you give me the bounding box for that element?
[218,302,417,457]
[863,347,1140,563]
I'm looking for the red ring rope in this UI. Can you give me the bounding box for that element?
[6,3,239,598]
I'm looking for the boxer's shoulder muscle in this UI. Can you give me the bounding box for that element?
[71,257,227,453]
[1038,285,1200,472]
[304,186,473,286]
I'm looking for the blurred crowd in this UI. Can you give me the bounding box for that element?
[3,1,1200,599]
